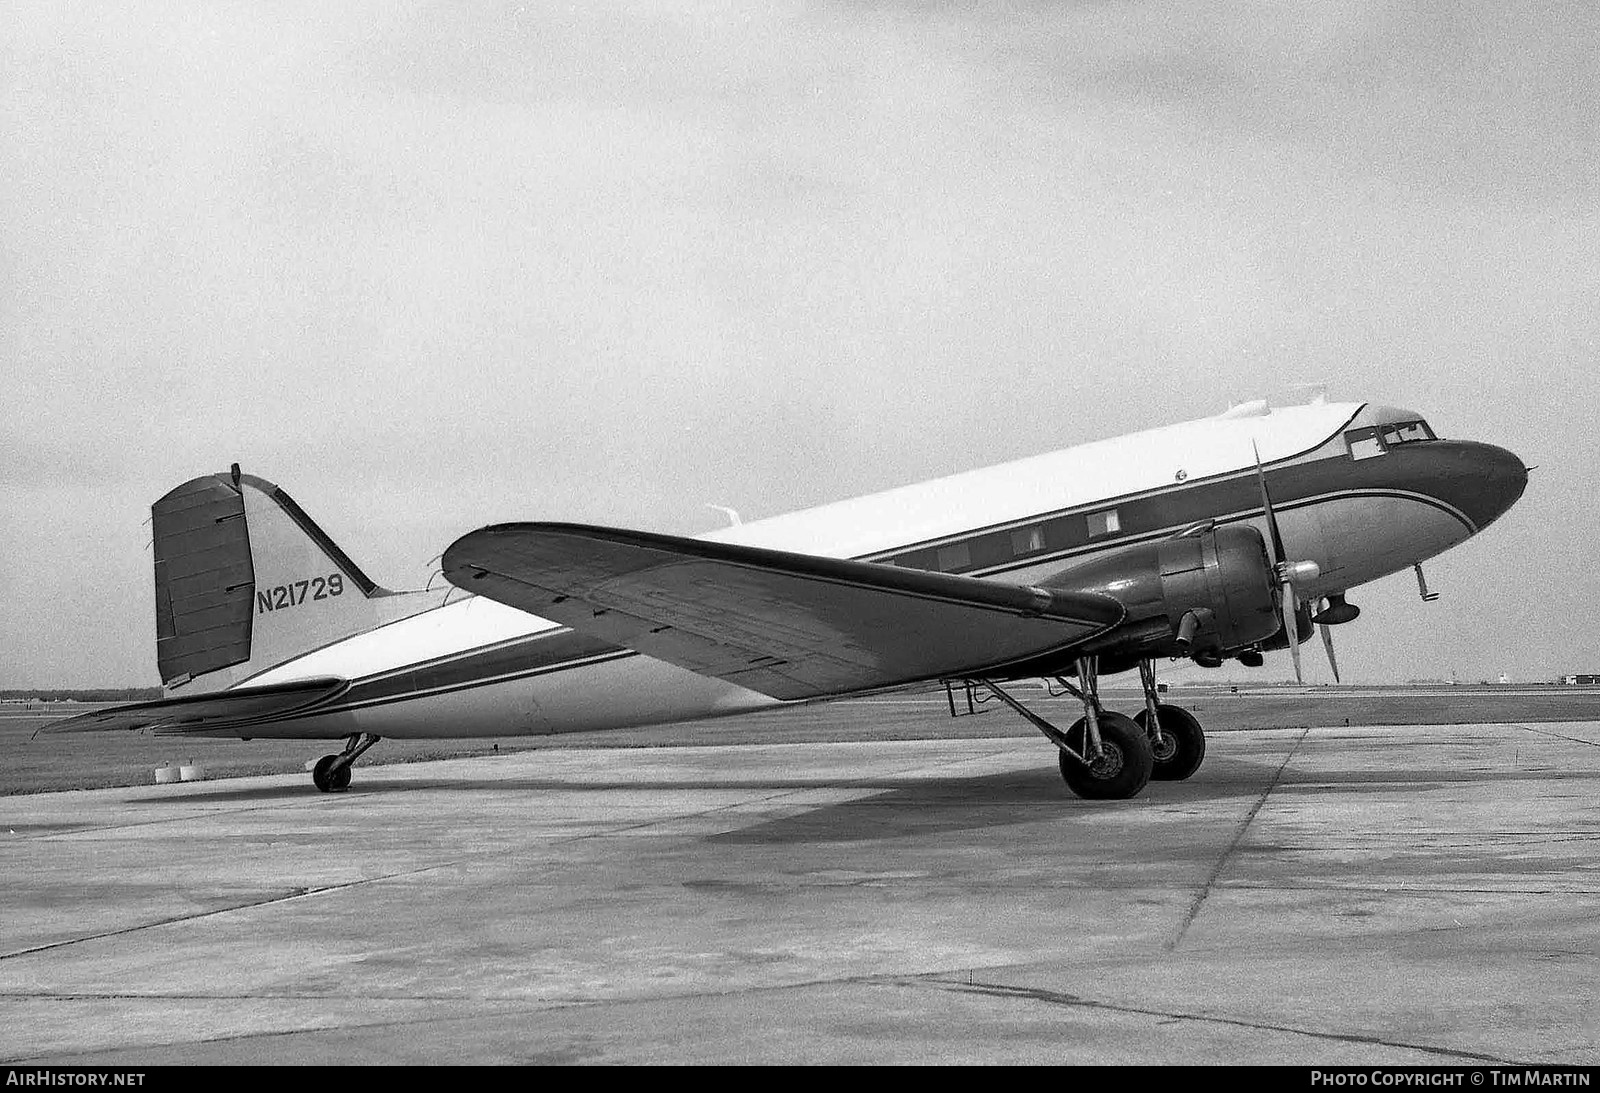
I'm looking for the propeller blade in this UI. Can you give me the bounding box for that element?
[1320,621,1341,683]
[1282,583,1303,683]
[1256,441,1302,681]
[1253,442,1287,565]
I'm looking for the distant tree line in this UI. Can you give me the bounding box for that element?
[0,688,161,703]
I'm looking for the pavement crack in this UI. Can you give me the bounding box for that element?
[0,863,456,963]
[1516,725,1600,749]
[0,990,573,1003]
[2,801,327,841]
[0,1005,536,1066]
[927,978,1517,1064]
[1168,726,1308,952]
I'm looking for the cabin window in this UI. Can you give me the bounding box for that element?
[1086,509,1121,537]
[935,542,971,571]
[1345,427,1385,460]
[1010,525,1046,555]
[889,549,934,571]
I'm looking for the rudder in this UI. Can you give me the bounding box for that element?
[152,471,256,688]
[153,465,433,693]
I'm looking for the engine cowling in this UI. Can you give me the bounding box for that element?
[1039,525,1282,673]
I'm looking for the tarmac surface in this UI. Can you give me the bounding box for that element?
[1,710,1597,1064]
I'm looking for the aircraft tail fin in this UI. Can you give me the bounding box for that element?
[152,466,436,693]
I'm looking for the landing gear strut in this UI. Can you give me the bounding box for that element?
[1133,659,1206,781]
[982,656,1153,800]
[311,733,381,793]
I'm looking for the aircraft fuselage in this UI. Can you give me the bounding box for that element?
[224,399,1527,740]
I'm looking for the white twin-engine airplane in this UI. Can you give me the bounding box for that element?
[54,398,1527,801]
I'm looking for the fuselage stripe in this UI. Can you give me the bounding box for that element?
[261,476,1472,725]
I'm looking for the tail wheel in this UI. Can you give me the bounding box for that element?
[1058,712,1153,800]
[312,755,347,793]
[310,733,379,793]
[1135,704,1206,781]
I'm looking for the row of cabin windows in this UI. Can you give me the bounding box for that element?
[910,506,1122,575]
[896,423,1437,576]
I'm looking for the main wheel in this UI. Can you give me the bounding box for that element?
[1058,711,1153,800]
[1135,704,1206,781]
[312,755,343,793]
[331,763,352,791]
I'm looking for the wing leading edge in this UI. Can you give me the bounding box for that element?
[441,524,1125,701]
[41,677,348,736]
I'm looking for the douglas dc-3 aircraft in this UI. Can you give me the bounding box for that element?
[52,398,1527,800]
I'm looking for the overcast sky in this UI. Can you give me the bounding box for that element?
[4,0,1596,687]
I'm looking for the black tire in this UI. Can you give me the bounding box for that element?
[1135,703,1207,781]
[332,763,352,791]
[1057,711,1153,800]
[312,755,341,793]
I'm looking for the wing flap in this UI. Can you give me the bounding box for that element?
[41,677,347,735]
[442,524,1124,700]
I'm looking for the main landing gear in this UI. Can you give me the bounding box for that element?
[1135,658,1206,781]
[311,733,381,793]
[980,657,1207,800]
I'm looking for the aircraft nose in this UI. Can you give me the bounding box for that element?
[1459,441,1529,531]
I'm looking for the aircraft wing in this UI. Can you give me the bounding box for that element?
[40,677,348,736]
[441,524,1125,701]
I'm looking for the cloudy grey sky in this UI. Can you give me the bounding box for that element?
[4,1,1596,687]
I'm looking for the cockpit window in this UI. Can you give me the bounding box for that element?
[1346,419,1435,460]
[1381,420,1435,446]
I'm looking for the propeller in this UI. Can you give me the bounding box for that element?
[1312,593,1358,683]
[1253,444,1320,682]
[1319,620,1341,683]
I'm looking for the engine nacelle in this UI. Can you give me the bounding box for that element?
[1040,525,1281,672]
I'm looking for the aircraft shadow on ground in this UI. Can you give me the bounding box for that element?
[129,775,975,805]
[710,761,1599,843]
[125,755,1594,830]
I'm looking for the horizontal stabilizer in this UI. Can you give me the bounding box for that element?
[41,678,348,735]
[441,524,1125,700]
